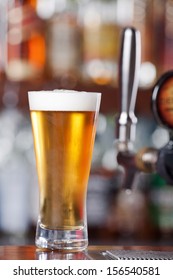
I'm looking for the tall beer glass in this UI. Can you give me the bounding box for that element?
[28,90,101,251]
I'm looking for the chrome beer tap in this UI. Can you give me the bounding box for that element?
[116,28,173,186]
[135,71,173,185]
[115,27,141,189]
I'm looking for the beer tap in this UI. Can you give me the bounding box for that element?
[135,71,173,185]
[116,28,173,186]
[115,27,141,189]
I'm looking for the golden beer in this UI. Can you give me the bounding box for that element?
[28,90,101,250]
[31,110,96,229]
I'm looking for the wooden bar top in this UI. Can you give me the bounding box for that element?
[0,245,173,260]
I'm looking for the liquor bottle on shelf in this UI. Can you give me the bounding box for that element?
[0,1,7,80]
[5,0,46,82]
[162,0,173,74]
[78,0,120,87]
[151,0,165,78]
[0,80,39,243]
[132,0,157,88]
[46,0,81,88]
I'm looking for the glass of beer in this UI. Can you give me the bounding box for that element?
[28,90,101,251]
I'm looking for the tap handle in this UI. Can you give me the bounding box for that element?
[117,27,141,145]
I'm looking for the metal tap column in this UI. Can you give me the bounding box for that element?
[115,27,141,189]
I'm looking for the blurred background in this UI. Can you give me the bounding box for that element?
[0,0,173,246]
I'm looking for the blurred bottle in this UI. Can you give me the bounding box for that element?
[0,108,30,238]
[151,0,165,77]
[162,0,173,73]
[107,187,152,242]
[46,0,81,88]
[132,0,157,88]
[5,0,46,82]
[79,0,120,86]
[149,175,173,240]
[0,1,7,79]
[0,81,38,244]
[132,0,173,88]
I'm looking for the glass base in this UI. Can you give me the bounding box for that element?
[35,221,88,251]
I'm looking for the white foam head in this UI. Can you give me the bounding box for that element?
[28,90,101,112]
